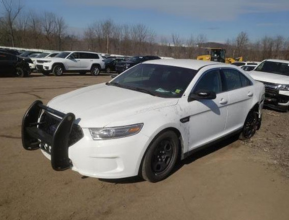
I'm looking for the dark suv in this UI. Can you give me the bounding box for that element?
[0,51,31,77]
[115,55,160,73]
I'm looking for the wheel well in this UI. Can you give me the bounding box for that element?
[91,64,100,70]
[137,127,184,177]
[53,63,65,71]
[251,102,260,115]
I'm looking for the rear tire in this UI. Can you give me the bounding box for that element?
[91,65,100,76]
[141,131,179,182]
[239,110,259,140]
[53,65,64,76]
[106,67,111,74]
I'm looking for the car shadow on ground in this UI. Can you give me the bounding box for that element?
[95,134,240,184]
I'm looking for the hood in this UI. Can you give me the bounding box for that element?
[249,71,289,84]
[48,83,179,128]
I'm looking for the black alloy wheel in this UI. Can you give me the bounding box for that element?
[240,110,259,140]
[91,65,100,76]
[141,131,179,182]
[15,67,25,77]
[53,65,64,76]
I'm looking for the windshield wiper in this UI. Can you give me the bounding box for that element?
[106,82,157,96]
[106,82,124,88]
[129,87,157,96]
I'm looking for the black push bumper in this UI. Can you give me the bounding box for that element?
[22,100,77,171]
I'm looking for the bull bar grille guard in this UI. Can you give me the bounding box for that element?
[21,100,77,171]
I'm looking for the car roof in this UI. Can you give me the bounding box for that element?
[143,59,222,70]
[263,59,289,64]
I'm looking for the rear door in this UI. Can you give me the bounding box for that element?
[185,68,229,150]
[221,68,254,133]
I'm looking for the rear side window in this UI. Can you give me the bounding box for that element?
[222,69,252,91]
[85,53,99,59]
[193,69,222,94]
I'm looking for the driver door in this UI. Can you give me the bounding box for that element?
[65,52,81,70]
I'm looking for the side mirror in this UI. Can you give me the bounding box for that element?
[188,90,216,102]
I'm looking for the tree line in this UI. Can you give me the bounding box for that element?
[1,0,289,61]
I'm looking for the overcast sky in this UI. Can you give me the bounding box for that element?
[10,0,289,42]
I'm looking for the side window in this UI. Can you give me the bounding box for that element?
[222,69,253,90]
[239,73,253,87]
[193,69,222,94]
[222,69,242,91]
[89,53,99,59]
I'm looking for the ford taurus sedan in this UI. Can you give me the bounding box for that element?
[22,59,265,182]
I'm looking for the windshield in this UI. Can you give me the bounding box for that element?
[109,64,197,98]
[37,53,49,58]
[55,52,70,58]
[128,56,142,62]
[255,61,289,76]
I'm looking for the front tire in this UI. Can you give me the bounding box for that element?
[239,110,259,140]
[53,65,64,76]
[141,131,179,182]
[15,67,25,77]
[91,65,100,76]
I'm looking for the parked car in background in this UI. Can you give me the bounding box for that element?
[38,51,105,76]
[104,57,127,73]
[0,51,30,77]
[0,48,21,56]
[31,52,59,72]
[232,61,259,67]
[241,65,256,71]
[22,59,265,182]
[249,59,289,112]
[115,55,160,73]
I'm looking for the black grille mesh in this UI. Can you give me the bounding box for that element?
[39,112,83,146]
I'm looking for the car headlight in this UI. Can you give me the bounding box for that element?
[277,84,289,91]
[89,123,143,140]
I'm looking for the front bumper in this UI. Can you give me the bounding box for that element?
[264,89,289,111]
[22,100,150,179]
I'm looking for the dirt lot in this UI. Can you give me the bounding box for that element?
[1,73,289,220]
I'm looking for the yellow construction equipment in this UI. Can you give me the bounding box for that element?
[197,48,243,63]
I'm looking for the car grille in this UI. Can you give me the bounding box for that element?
[39,112,83,147]
[260,81,279,95]
[36,65,44,70]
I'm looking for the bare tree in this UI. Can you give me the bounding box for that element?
[131,24,149,54]
[273,36,285,59]
[101,19,114,54]
[1,0,24,46]
[42,12,56,49]
[235,32,249,58]
[55,16,67,50]
[28,11,43,48]
[186,35,195,58]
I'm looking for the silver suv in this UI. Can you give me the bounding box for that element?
[39,51,105,76]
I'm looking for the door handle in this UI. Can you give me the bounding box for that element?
[219,98,227,105]
[247,91,253,97]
